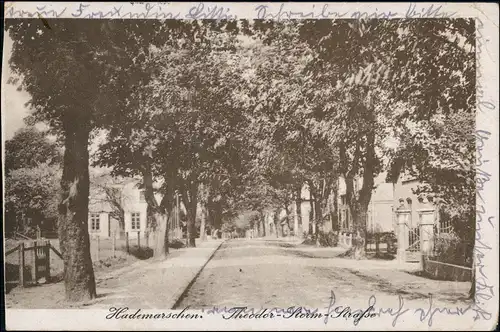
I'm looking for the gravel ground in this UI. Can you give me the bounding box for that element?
[177,238,471,311]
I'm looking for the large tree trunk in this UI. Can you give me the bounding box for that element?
[314,198,322,247]
[314,199,322,231]
[345,175,363,258]
[284,204,292,234]
[153,212,168,259]
[146,204,155,232]
[142,166,171,259]
[256,212,262,237]
[295,186,302,238]
[308,186,315,235]
[345,174,371,259]
[308,187,316,235]
[208,195,222,231]
[308,181,324,237]
[352,199,369,259]
[58,121,96,302]
[182,181,198,247]
[332,180,339,231]
[343,130,376,260]
[320,178,332,231]
[259,210,266,237]
[199,184,209,241]
[293,199,299,238]
[200,204,207,241]
[273,209,280,238]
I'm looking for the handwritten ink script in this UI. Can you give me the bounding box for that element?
[255,3,456,20]
[201,291,480,327]
[5,3,235,20]
[473,15,496,323]
[5,2,457,20]
[324,291,476,327]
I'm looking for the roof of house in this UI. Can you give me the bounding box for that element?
[89,200,114,213]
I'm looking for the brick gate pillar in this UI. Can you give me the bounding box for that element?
[418,198,436,270]
[395,199,411,264]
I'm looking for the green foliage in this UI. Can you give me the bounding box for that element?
[5,127,61,175]
[5,19,476,248]
[5,163,61,233]
[432,232,473,267]
[4,127,62,235]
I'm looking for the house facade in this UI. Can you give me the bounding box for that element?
[88,203,120,239]
[88,176,177,239]
[337,173,394,234]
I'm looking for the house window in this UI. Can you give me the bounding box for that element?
[131,212,141,230]
[139,190,146,203]
[90,213,100,232]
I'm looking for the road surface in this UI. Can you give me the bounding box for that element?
[176,238,470,310]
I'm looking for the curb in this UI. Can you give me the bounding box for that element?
[170,240,226,309]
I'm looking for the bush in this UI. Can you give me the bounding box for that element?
[318,231,339,247]
[302,230,339,247]
[169,238,186,249]
[431,232,472,267]
[301,230,340,247]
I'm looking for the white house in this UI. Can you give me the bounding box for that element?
[337,173,394,234]
[88,202,119,239]
[88,176,171,239]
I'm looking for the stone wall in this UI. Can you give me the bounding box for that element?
[422,256,472,282]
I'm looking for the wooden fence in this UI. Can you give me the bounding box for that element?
[5,239,62,288]
[89,229,187,260]
[90,231,153,261]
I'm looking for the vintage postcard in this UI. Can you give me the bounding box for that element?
[2,2,498,331]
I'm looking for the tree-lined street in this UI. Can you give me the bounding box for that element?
[4,18,476,305]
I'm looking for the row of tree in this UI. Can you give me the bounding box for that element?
[5,19,475,302]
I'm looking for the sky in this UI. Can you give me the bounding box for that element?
[2,33,32,141]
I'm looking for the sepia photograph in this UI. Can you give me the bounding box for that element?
[2,3,498,330]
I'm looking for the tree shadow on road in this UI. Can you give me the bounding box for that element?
[262,240,296,248]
